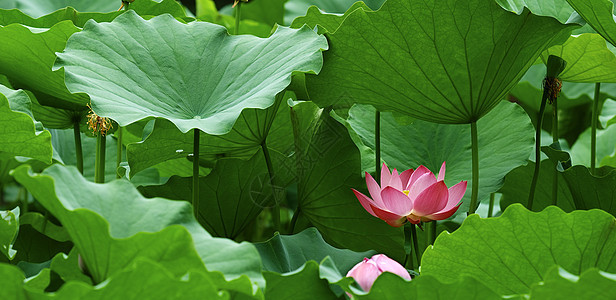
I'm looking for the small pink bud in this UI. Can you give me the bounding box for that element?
[346,254,411,294]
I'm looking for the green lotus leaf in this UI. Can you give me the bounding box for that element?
[421,204,616,295]
[567,0,616,47]
[499,160,575,212]
[263,260,337,300]
[495,0,575,23]
[570,122,616,167]
[530,267,616,299]
[254,227,375,274]
[50,248,93,285]
[11,164,264,294]
[11,221,72,263]
[290,1,371,34]
[346,101,534,211]
[0,263,25,300]
[54,11,327,135]
[291,101,405,261]
[306,0,575,124]
[0,89,52,163]
[140,149,279,239]
[0,207,19,260]
[234,0,285,27]
[284,0,385,24]
[19,212,70,242]
[2,0,121,18]
[126,94,293,177]
[354,273,503,300]
[542,33,616,82]
[599,99,616,128]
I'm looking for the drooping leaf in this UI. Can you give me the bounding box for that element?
[354,273,502,300]
[254,227,375,274]
[55,11,327,135]
[291,101,405,261]
[306,0,575,124]
[264,261,337,300]
[140,150,275,239]
[541,33,616,83]
[495,0,575,23]
[346,101,534,211]
[0,90,52,163]
[421,204,616,295]
[0,207,19,260]
[126,94,294,177]
[530,267,616,299]
[12,164,264,294]
[499,160,575,212]
[567,0,616,47]
[284,0,385,24]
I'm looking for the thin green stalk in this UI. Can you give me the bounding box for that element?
[74,122,84,174]
[528,89,548,210]
[234,2,242,35]
[591,83,600,175]
[290,105,303,233]
[427,221,436,245]
[94,134,106,183]
[488,193,495,218]
[193,129,200,219]
[375,110,381,180]
[289,206,300,233]
[552,99,558,206]
[468,121,479,215]
[0,184,4,207]
[116,127,123,179]
[410,224,421,268]
[403,224,414,270]
[262,143,281,232]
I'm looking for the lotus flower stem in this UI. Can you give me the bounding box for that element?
[262,142,281,232]
[375,110,381,180]
[94,134,106,183]
[116,127,123,179]
[193,128,200,219]
[468,121,479,214]
[234,1,242,35]
[528,91,547,210]
[410,224,420,268]
[73,121,83,174]
[488,193,495,218]
[591,83,600,175]
[552,98,558,206]
[427,221,436,245]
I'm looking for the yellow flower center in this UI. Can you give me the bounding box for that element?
[403,190,410,196]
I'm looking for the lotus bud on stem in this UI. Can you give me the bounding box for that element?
[528,55,566,210]
[88,104,111,183]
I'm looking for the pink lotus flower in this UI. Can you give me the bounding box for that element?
[346,254,411,293]
[352,162,467,227]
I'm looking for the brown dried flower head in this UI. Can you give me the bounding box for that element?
[87,104,112,136]
[543,77,562,105]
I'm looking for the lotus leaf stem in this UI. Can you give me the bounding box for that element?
[74,121,83,174]
[193,128,200,220]
[116,127,123,179]
[95,134,106,183]
[375,110,381,180]
[234,2,242,35]
[427,221,436,245]
[488,193,495,218]
[528,90,547,210]
[552,99,558,206]
[410,224,420,269]
[468,121,479,215]
[591,83,600,175]
[262,142,281,233]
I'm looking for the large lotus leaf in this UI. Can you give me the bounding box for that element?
[499,161,575,212]
[421,204,616,295]
[11,164,264,293]
[263,261,337,300]
[54,11,327,135]
[530,267,616,299]
[541,33,616,82]
[354,273,502,300]
[600,98,616,128]
[559,166,616,216]
[306,0,575,124]
[567,0,616,47]
[0,263,25,300]
[126,94,294,177]
[347,101,534,211]
[291,101,405,261]
[290,2,371,34]
[11,222,72,263]
[0,90,52,163]
[254,227,375,274]
[495,0,574,23]
[139,150,275,239]
[570,124,616,166]
[284,0,385,24]
[0,207,19,260]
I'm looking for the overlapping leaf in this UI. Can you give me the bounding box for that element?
[530,267,616,299]
[0,207,19,260]
[567,0,616,47]
[306,0,575,124]
[284,0,385,24]
[422,204,616,295]
[55,11,327,135]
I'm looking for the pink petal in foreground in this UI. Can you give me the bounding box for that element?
[407,173,437,201]
[389,169,403,190]
[371,205,406,227]
[380,186,413,216]
[411,181,449,216]
[437,161,446,182]
[365,172,384,207]
[406,165,431,189]
[447,181,467,207]
[399,169,414,189]
[352,189,378,217]
[346,258,381,292]
[370,254,411,280]
[425,203,461,221]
